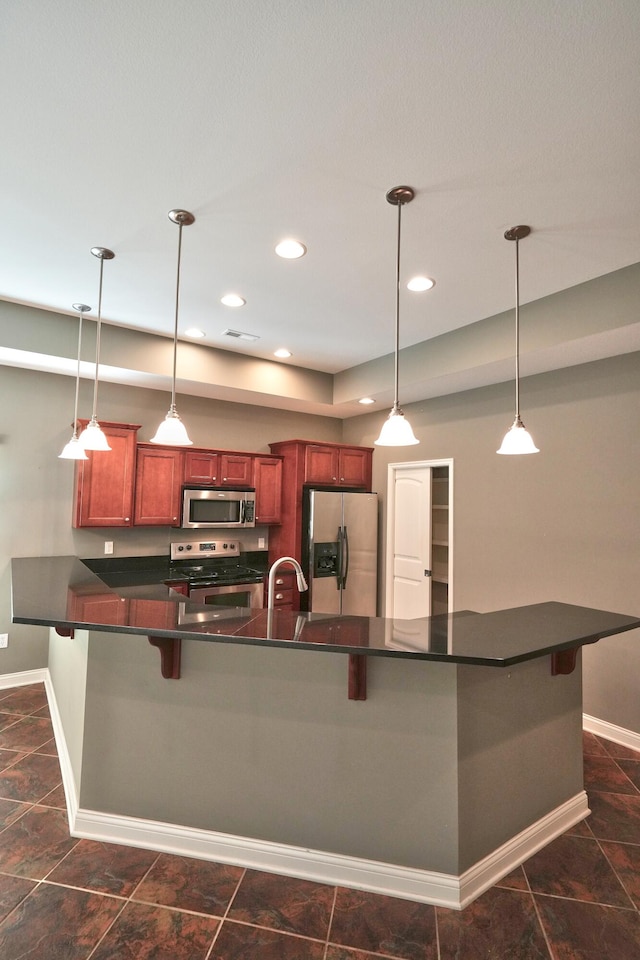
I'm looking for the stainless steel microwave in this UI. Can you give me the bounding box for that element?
[181,487,256,529]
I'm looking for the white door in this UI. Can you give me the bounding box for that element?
[388,465,432,619]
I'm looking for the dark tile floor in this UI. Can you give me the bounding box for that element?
[0,684,639,959]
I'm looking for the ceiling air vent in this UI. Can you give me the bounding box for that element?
[222,329,260,342]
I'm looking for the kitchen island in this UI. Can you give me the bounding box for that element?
[11,556,640,908]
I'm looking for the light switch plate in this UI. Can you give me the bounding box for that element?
[0,634,8,649]
[104,541,114,555]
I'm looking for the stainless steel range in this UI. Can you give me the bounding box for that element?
[169,540,264,608]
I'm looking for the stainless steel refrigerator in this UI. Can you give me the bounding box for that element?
[302,489,378,615]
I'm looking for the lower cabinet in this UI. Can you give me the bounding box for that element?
[134,446,184,526]
[265,570,295,610]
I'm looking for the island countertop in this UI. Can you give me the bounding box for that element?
[10,555,640,669]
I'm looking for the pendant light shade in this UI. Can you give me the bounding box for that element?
[497,225,539,456]
[78,247,114,452]
[151,209,194,446]
[375,186,419,447]
[59,303,91,460]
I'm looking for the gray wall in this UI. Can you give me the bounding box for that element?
[343,351,640,734]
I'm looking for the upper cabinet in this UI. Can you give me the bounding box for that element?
[183,451,253,487]
[184,451,219,485]
[73,425,282,527]
[134,445,184,526]
[270,440,373,490]
[253,456,283,525]
[219,453,253,487]
[73,422,140,528]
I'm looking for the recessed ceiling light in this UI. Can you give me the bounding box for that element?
[184,327,206,339]
[274,348,292,358]
[407,276,435,292]
[358,397,376,405]
[275,239,307,259]
[220,293,246,307]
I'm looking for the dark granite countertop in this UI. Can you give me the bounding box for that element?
[10,556,640,667]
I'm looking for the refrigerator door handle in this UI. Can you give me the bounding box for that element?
[342,525,350,589]
[336,526,344,590]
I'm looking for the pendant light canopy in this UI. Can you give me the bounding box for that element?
[375,186,419,446]
[497,225,539,456]
[150,209,194,446]
[59,303,91,460]
[78,247,114,452]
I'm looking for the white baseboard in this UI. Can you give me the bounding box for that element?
[71,792,588,911]
[458,792,589,907]
[0,668,49,690]
[583,714,640,753]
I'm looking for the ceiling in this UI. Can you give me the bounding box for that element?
[1,1,640,394]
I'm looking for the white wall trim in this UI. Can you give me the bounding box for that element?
[40,668,80,826]
[0,668,49,690]
[583,714,640,753]
[458,792,589,907]
[70,791,588,911]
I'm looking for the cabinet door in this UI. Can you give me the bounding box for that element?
[304,445,338,484]
[184,451,219,484]
[219,454,253,486]
[338,447,371,487]
[67,589,129,624]
[73,422,139,527]
[134,446,184,526]
[254,457,282,524]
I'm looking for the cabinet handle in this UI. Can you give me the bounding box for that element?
[332,476,337,481]
[340,477,344,481]
[276,577,284,585]
[276,593,284,600]
[223,477,227,482]
[125,517,130,521]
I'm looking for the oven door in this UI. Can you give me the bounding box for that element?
[188,580,264,609]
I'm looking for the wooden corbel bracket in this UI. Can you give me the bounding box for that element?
[148,637,181,679]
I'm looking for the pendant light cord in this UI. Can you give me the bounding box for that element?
[73,309,84,434]
[171,219,183,411]
[514,237,520,422]
[393,199,402,412]
[91,256,104,420]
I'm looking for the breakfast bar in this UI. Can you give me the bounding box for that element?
[11,556,640,908]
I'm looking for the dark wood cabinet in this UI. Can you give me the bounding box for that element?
[134,445,184,526]
[184,450,219,484]
[282,440,373,488]
[265,569,295,610]
[67,587,129,624]
[253,456,283,524]
[73,422,140,528]
[219,453,253,486]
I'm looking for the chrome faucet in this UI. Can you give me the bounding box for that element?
[267,556,308,609]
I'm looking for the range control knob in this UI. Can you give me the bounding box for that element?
[177,545,184,552]
[186,544,193,551]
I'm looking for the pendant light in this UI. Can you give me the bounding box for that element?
[78,247,115,451]
[150,209,194,445]
[58,303,91,460]
[375,186,419,446]
[497,225,539,455]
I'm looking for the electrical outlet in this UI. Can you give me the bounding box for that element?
[0,634,8,649]
[258,537,266,549]
[104,541,114,555]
